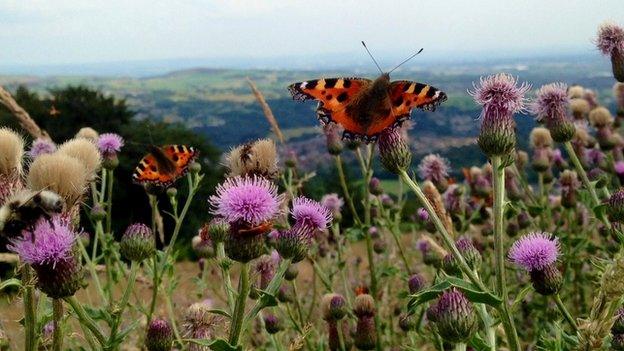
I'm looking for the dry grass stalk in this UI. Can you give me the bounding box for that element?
[246,77,285,144]
[0,86,51,140]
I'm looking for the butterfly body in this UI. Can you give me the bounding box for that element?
[289,73,447,142]
[132,144,198,187]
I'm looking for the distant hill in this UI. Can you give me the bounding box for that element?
[0,55,617,175]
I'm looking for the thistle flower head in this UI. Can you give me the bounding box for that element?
[226,139,279,179]
[183,300,218,347]
[470,73,530,117]
[508,232,560,271]
[255,250,280,289]
[418,154,450,183]
[596,22,624,56]
[120,223,155,262]
[263,314,283,334]
[532,83,569,121]
[530,127,553,149]
[323,123,344,155]
[209,175,281,226]
[8,216,83,298]
[470,73,530,156]
[75,127,99,142]
[97,133,124,157]
[589,107,614,128]
[274,225,314,263]
[615,83,624,110]
[607,188,624,222]
[431,288,478,343]
[378,127,411,174]
[291,196,332,231]
[321,293,347,321]
[408,273,426,294]
[27,153,88,208]
[616,161,624,175]
[570,98,590,120]
[416,207,429,222]
[8,216,75,265]
[0,127,24,177]
[320,193,344,218]
[146,318,174,351]
[57,138,102,180]
[29,138,56,159]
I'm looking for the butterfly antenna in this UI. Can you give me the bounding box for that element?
[388,48,424,74]
[361,41,384,74]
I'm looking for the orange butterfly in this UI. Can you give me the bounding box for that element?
[132,145,198,187]
[288,44,447,142]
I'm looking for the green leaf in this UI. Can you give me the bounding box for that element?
[468,333,491,351]
[257,289,278,308]
[407,277,501,313]
[593,204,607,219]
[0,278,21,292]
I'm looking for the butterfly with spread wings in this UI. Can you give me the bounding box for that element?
[288,44,447,142]
[132,145,198,187]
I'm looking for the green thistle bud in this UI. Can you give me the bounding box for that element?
[145,319,174,351]
[120,223,156,262]
[529,264,563,296]
[378,128,411,174]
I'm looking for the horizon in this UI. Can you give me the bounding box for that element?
[1,0,623,75]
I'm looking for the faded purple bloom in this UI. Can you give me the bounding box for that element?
[615,161,624,175]
[586,148,605,167]
[418,154,450,183]
[8,216,76,265]
[443,185,463,214]
[209,176,281,226]
[531,83,569,122]
[596,22,624,56]
[323,123,344,155]
[551,149,566,168]
[469,73,530,117]
[408,273,426,294]
[417,208,429,222]
[508,232,560,271]
[320,193,344,217]
[97,133,124,156]
[255,250,280,289]
[417,238,430,253]
[291,196,332,231]
[29,138,56,158]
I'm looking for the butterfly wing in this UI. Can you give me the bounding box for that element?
[132,145,198,187]
[389,80,447,117]
[288,78,372,133]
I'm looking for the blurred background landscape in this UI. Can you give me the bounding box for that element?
[1,0,623,252]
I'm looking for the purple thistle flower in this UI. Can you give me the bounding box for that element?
[320,193,344,217]
[418,154,450,183]
[508,232,560,271]
[291,196,332,230]
[209,175,281,226]
[97,133,124,157]
[417,208,429,222]
[8,216,76,266]
[596,22,624,56]
[417,238,430,253]
[469,73,530,117]
[531,83,569,122]
[470,73,530,157]
[29,138,56,158]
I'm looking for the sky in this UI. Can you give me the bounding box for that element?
[0,0,623,67]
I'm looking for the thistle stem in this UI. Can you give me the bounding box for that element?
[52,299,63,351]
[105,168,114,234]
[554,293,579,333]
[564,142,611,228]
[107,261,139,348]
[22,265,37,351]
[243,259,291,330]
[491,156,521,351]
[65,295,106,346]
[229,262,251,346]
[334,155,361,225]
[216,242,236,311]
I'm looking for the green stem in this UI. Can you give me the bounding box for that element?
[65,295,106,346]
[105,168,114,235]
[216,242,236,311]
[22,265,37,351]
[334,155,361,225]
[399,171,487,291]
[76,236,107,302]
[229,263,251,346]
[491,156,521,351]
[554,294,579,333]
[312,259,333,291]
[244,259,291,328]
[454,343,467,351]
[564,141,610,228]
[389,225,412,274]
[107,261,139,348]
[52,299,63,351]
[165,285,183,346]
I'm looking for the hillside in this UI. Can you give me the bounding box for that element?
[0,56,616,175]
